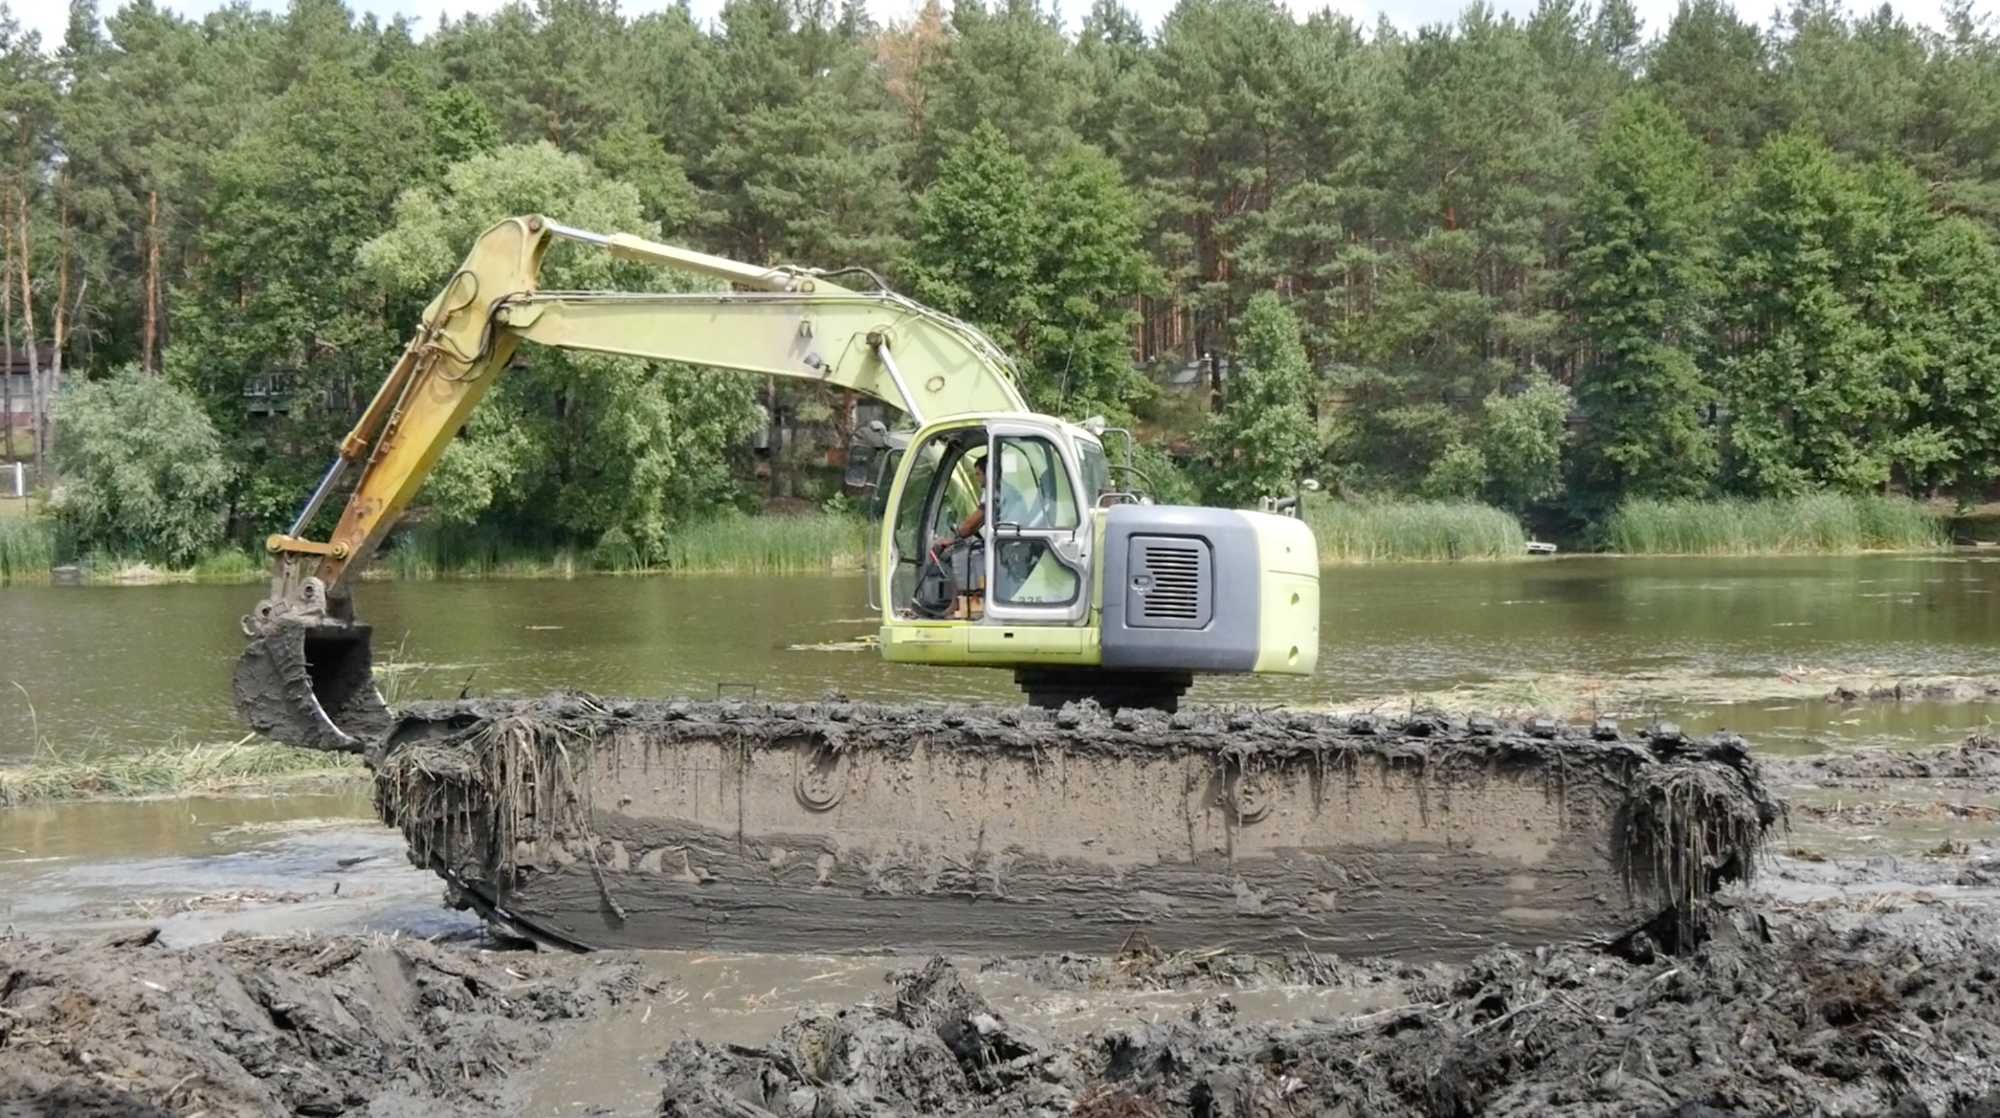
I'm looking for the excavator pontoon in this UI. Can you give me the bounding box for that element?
[234,216,1775,956]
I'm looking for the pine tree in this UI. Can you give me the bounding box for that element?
[1567,93,1719,510]
[1645,0,1773,167]
[915,0,1080,175]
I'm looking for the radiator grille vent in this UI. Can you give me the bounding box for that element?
[1142,544,1202,619]
[1127,535,1212,629]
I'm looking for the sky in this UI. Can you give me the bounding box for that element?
[9,0,1989,53]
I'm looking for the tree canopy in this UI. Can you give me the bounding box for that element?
[4,0,2000,551]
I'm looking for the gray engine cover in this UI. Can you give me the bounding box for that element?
[1100,504,1259,672]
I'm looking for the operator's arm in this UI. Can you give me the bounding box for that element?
[936,504,984,551]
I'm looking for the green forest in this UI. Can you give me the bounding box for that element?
[2,0,1998,569]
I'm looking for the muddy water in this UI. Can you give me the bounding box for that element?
[0,791,476,943]
[5,553,2000,756]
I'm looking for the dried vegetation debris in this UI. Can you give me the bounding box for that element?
[0,929,647,1117]
[656,909,2000,1118]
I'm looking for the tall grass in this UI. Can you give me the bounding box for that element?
[382,523,581,580]
[190,547,265,581]
[384,513,868,578]
[1604,494,1947,556]
[0,736,365,805]
[1304,498,1529,563]
[659,513,869,573]
[0,516,57,582]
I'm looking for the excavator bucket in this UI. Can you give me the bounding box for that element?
[232,619,393,753]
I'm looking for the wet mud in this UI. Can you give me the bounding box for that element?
[369,698,1779,958]
[1824,678,2000,705]
[0,735,1992,1117]
[1754,732,2000,897]
[655,907,2000,1118]
[1764,732,2000,788]
[0,929,651,1117]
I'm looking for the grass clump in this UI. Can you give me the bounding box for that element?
[0,736,365,806]
[1304,498,1528,563]
[386,514,867,578]
[660,513,868,573]
[0,515,57,582]
[1604,494,1947,556]
[382,523,580,581]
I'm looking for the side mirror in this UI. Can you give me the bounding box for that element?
[842,443,877,490]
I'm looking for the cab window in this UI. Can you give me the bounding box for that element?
[993,438,1078,531]
[1078,441,1111,507]
[990,436,1081,607]
[892,440,946,561]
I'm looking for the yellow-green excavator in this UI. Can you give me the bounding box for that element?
[233,216,1320,751]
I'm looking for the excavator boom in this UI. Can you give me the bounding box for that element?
[235,215,1029,750]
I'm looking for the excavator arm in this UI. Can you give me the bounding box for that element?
[233,214,1027,751]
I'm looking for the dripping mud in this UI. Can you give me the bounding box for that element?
[7,708,2000,1115]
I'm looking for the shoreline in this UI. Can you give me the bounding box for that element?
[2,491,1974,586]
[0,540,1976,589]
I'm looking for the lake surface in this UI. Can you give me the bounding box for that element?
[4,553,1999,758]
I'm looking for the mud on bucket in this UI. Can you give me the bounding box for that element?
[233,621,393,752]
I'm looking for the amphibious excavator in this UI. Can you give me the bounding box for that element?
[233,216,1774,957]
[233,215,1321,751]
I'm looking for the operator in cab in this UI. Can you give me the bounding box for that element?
[938,453,988,550]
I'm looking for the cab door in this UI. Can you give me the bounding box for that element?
[982,423,1091,626]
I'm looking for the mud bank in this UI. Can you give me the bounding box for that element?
[0,929,649,1116]
[1765,733,2000,788]
[1826,678,2000,705]
[369,698,1778,959]
[657,909,2000,1118]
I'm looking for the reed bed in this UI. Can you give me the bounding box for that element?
[656,514,868,574]
[378,522,581,580]
[0,516,57,582]
[1603,494,1946,556]
[1304,499,1529,563]
[382,514,868,578]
